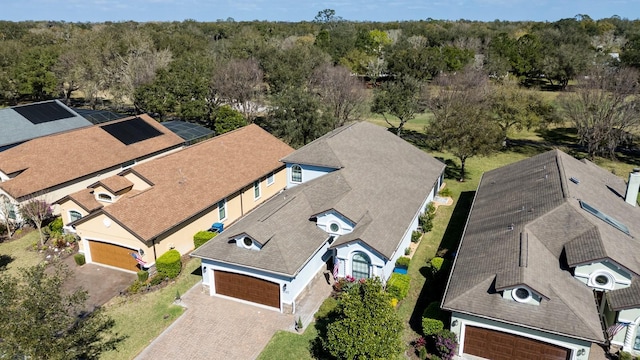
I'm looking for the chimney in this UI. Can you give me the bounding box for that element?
[625,168,640,206]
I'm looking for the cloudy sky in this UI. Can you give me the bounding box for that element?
[1,0,637,23]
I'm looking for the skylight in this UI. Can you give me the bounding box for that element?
[579,200,630,235]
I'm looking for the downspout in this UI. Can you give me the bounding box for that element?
[240,188,244,216]
[152,238,158,263]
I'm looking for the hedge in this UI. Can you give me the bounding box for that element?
[430,257,444,271]
[137,270,149,282]
[423,301,447,322]
[193,230,217,249]
[156,249,182,279]
[395,256,411,268]
[422,318,444,336]
[386,272,410,300]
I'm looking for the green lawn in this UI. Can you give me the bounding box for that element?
[0,230,46,275]
[257,326,318,360]
[100,258,202,360]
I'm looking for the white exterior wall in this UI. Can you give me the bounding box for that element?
[574,260,631,290]
[285,241,332,306]
[450,312,592,360]
[615,308,640,353]
[285,163,336,188]
[502,287,542,305]
[316,211,354,234]
[335,242,388,279]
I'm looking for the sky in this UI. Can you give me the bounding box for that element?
[1,0,638,23]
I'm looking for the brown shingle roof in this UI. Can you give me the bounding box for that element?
[91,175,133,194]
[442,149,640,343]
[79,124,294,241]
[62,189,103,213]
[0,114,183,200]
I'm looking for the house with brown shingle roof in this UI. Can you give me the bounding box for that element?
[442,149,640,360]
[0,114,183,223]
[191,122,445,313]
[58,124,294,272]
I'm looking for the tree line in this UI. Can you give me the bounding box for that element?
[1,12,639,164]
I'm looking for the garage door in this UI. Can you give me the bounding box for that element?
[464,326,570,360]
[88,240,139,272]
[214,271,280,308]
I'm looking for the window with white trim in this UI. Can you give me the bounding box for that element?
[512,287,532,303]
[97,193,113,202]
[352,252,370,280]
[218,199,227,221]
[588,270,615,290]
[291,165,302,183]
[69,210,82,222]
[254,180,261,200]
[267,172,274,186]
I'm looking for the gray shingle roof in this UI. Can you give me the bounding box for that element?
[609,281,640,311]
[0,100,92,148]
[192,122,445,276]
[443,149,640,343]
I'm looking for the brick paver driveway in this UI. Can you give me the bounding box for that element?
[135,283,295,360]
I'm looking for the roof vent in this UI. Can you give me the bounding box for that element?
[507,223,514,231]
[570,177,580,184]
[625,168,640,207]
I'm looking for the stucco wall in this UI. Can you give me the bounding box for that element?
[574,260,631,290]
[316,211,354,234]
[285,163,337,188]
[450,312,591,360]
[58,198,90,226]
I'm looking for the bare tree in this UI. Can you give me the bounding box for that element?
[559,66,640,159]
[19,198,52,247]
[0,195,16,239]
[424,68,502,181]
[310,63,368,128]
[211,58,265,123]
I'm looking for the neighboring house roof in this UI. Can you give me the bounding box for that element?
[73,124,294,242]
[192,121,445,276]
[161,121,214,145]
[0,100,93,148]
[442,149,640,343]
[0,114,183,201]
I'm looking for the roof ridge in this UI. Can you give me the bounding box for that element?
[548,285,605,341]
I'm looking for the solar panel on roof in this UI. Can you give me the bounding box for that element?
[579,200,630,235]
[100,117,164,145]
[13,101,75,124]
[73,108,126,124]
[162,121,213,144]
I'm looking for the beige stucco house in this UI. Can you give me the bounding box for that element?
[0,114,184,222]
[58,124,294,272]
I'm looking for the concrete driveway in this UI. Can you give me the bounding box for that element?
[136,274,333,360]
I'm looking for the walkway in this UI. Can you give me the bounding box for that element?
[135,271,333,360]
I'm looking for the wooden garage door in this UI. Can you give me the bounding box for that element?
[214,271,280,308]
[88,241,139,272]
[464,326,570,360]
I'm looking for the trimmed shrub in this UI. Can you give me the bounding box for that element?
[193,230,216,249]
[419,203,437,233]
[423,301,446,322]
[49,217,63,233]
[386,272,410,300]
[422,317,444,336]
[438,187,452,197]
[137,270,149,283]
[73,253,85,266]
[430,257,444,271]
[156,249,181,279]
[619,351,634,360]
[395,256,411,268]
[404,247,411,256]
[411,230,422,243]
[314,296,338,320]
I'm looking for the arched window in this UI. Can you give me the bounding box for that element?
[291,165,302,183]
[97,193,113,202]
[352,252,370,280]
[69,210,82,222]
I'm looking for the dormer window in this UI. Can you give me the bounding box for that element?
[329,222,340,233]
[97,193,113,202]
[588,270,615,290]
[242,237,253,248]
[512,287,532,303]
[291,165,302,183]
[69,210,82,222]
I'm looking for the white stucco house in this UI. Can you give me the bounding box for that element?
[191,122,445,313]
[442,149,640,360]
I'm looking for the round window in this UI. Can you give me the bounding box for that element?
[330,223,340,233]
[512,287,531,302]
[243,237,253,247]
[595,275,609,286]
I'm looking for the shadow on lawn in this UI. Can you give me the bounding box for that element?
[409,191,475,335]
[0,254,14,272]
